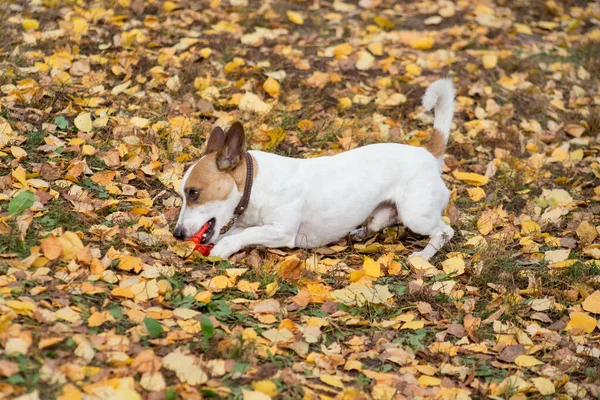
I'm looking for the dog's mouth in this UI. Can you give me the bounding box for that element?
[195,218,216,244]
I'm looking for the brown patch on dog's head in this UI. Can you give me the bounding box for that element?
[425,128,446,158]
[182,122,253,208]
[183,153,236,208]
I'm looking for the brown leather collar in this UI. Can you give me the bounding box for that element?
[219,152,253,235]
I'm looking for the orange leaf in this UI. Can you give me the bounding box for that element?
[41,235,62,260]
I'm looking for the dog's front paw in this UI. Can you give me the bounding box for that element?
[210,238,239,259]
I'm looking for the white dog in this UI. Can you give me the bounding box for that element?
[173,79,455,261]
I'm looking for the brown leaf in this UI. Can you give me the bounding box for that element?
[497,344,525,363]
[39,163,63,181]
[446,323,467,338]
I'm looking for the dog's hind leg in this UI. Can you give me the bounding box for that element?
[396,180,453,261]
[350,201,398,240]
[408,221,454,261]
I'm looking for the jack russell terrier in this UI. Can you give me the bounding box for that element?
[173,78,455,261]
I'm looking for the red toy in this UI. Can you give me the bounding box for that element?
[189,221,214,256]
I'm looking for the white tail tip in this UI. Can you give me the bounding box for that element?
[422,78,455,137]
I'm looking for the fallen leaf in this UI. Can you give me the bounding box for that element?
[582,291,600,314]
[74,112,92,132]
[514,355,543,367]
[567,311,597,333]
[286,11,304,25]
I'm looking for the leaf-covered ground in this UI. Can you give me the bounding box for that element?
[1,0,600,399]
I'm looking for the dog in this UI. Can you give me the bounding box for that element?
[173,78,455,261]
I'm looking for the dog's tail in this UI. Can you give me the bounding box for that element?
[422,78,455,158]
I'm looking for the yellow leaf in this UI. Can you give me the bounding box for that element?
[58,232,84,261]
[405,63,422,76]
[368,42,383,56]
[401,320,425,330]
[81,145,95,156]
[344,360,362,371]
[265,282,279,297]
[583,291,600,314]
[194,291,212,303]
[338,97,352,109]
[409,36,434,50]
[252,380,279,397]
[355,51,375,71]
[373,16,394,29]
[531,377,555,395]
[521,220,541,235]
[388,259,403,275]
[565,124,585,138]
[263,77,280,98]
[74,112,92,133]
[162,1,178,11]
[39,337,66,350]
[242,390,271,400]
[467,187,486,202]
[576,221,598,244]
[320,374,344,389]
[442,257,465,276]
[12,166,28,187]
[203,275,233,291]
[22,19,39,30]
[408,256,436,274]
[514,355,543,367]
[132,280,159,302]
[10,146,27,159]
[55,307,81,323]
[239,92,272,114]
[5,300,36,316]
[224,57,245,74]
[452,171,489,186]
[331,284,393,306]
[91,171,116,186]
[514,23,533,35]
[72,17,88,34]
[418,375,441,387]
[178,319,201,334]
[163,352,208,385]
[87,311,106,327]
[297,120,313,131]
[363,256,381,278]
[224,268,249,280]
[333,43,353,58]
[286,11,304,25]
[567,311,597,333]
[111,287,134,299]
[118,255,143,273]
[482,53,498,69]
[199,47,212,58]
[41,235,62,260]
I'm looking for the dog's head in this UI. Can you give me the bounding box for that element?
[173,122,247,243]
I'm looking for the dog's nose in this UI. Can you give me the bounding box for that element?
[173,227,185,240]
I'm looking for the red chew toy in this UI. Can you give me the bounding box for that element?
[189,222,214,256]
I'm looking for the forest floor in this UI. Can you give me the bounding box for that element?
[1,0,600,399]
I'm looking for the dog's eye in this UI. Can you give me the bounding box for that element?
[188,189,199,200]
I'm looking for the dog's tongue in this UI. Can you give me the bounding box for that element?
[189,221,214,256]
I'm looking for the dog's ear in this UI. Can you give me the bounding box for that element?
[205,126,226,155]
[216,122,246,171]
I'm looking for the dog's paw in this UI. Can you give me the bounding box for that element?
[210,238,239,259]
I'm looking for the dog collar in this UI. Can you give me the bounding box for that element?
[219,152,253,235]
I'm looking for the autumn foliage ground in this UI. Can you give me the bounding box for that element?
[1,0,600,399]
